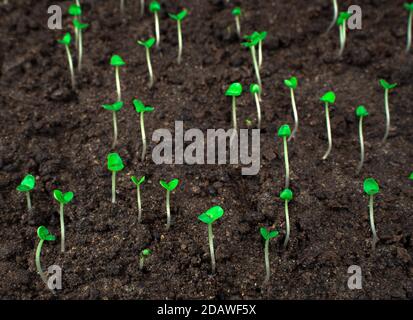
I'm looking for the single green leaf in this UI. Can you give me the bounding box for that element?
[320,91,336,104]
[17,174,35,192]
[131,176,146,186]
[57,33,71,45]
[258,31,268,41]
[225,82,243,96]
[107,153,124,172]
[141,248,152,256]
[137,37,156,49]
[110,54,125,67]
[37,226,56,241]
[102,101,124,112]
[355,105,368,117]
[232,7,241,16]
[336,12,352,25]
[132,99,154,113]
[198,206,224,224]
[260,227,269,240]
[404,2,413,11]
[241,33,260,47]
[284,76,298,89]
[159,179,179,191]
[149,0,160,12]
[363,178,380,195]
[53,190,74,205]
[409,172,413,180]
[68,4,82,16]
[280,188,293,201]
[169,9,188,21]
[379,79,397,90]
[268,230,280,239]
[250,83,261,94]
[73,19,89,30]
[277,124,291,138]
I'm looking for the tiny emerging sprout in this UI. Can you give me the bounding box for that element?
[68,3,82,50]
[320,91,336,160]
[355,105,369,174]
[168,9,188,64]
[110,55,126,101]
[327,0,339,32]
[137,38,155,88]
[277,125,291,189]
[133,99,155,161]
[53,189,74,253]
[131,176,145,223]
[160,179,179,230]
[250,84,262,128]
[337,12,352,57]
[149,1,161,48]
[139,248,152,270]
[231,7,242,37]
[279,188,293,248]
[57,33,75,89]
[107,153,125,204]
[379,79,397,143]
[198,206,224,274]
[404,3,413,52]
[283,76,298,140]
[260,227,279,284]
[242,35,261,89]
[102,101,124,149]
[35,226,56,287]
[72,19,89,73]
[17,174,35,211]
[363,178,380,249]
[225,82,243,131]
[245,118,253,127]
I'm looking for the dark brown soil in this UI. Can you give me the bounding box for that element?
[0,0,412,300]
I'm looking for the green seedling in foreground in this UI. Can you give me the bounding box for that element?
[250,84,262,128]
[242,35,262,89]
[225,82,243,131]
[280,188,293,248]
[149,1,161,48]
[284,76,298,140]
[379,79,397,143]
[57,33,75,89]
[73,19,89,72]
[260,227,279,283]
[68,3,82,50]
[160,179,179,230]
[355,105,368,174]
[53,189,74,253]
[35,226,56,287]
[320,91,336,160]
[169,9,188,64]
[231,7,242,37]
[404,3,413,52]
[133,99,154,161]
[102,101,124,149]
[131,176,145,223]
[278,125,291,189]
[337,12,351,56]
[139,248,152,270]
[137,38,155,88]
[327,0,339,32]
[110,55,125,101]
[17,174,35,211]
[198,206,224,274]
[107,153,125,204]
[363,178,380,248]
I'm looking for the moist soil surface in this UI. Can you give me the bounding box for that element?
[0,0,413,300]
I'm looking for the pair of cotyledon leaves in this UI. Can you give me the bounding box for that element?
[160,179,179,191]
[37,226,56,241]
[364,178,380,196]
[198,206,224,225]
[242,31,268,48]
[277,125,291,138]
[54,190,74,205]
[17,174,35,192]
[260,227,279,240]
[102,100,154,113]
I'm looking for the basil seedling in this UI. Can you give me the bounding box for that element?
[17,174,35,211]
[137,38,155,88]
[110,55,126,101]
[72,19,89,72]
[278,125,291,188]
[363,178,380,248]
[260,227,279,283]
[337,12,352,56]
[160,179,180,229]
[250,84,262,128]
[133,99,155,161]
[242,35,261,89]
[168,9,188,64]
[284,77,298,140]
[379,79,397,143]
[231,7,242,37]
[107,153,125,204]
[131,176,145,223]
[225,82,243,131]
[280,188,293,248]
[35,226,56,287]
[102,101,124,149]
[149,1,161,48]
[320,91,336,160]
[53,189,74,253]
[139,248,152,270]
[355,105,368,174]
[57,33,75,89]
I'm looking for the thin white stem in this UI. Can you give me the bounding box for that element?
[339,24,346,57]
[60,203,65,253]
[264,239,270,283]
[137,186,142,223]
[115,66,121,101]
[231,96,237,131]
[166,190,171,229]
[407,12,412,52]
[289,89,298,141]
[254,93,261,129]
[283,200,290,248]
[177,20,183,64]
[369,195,379,246]
[140,112,147,161]
[208,223,216,274]
[112,171,116,204]
[140,0,145,17]
[146,48,154,88]
[26,192,32,211]
[258,40,263,69]
[139,255,144,270]
[78,29,83,72]
[235,16,241,37]
[250,46,262,89]
[283,137,290,189]
[65,45,75,89]
[327,0,338,33]
[112,111,118,148]
[382,89,390,143]
[35,239,48,285]
[154,12,160,48]
[322,103,332,160]
[120,0,124,15]
[356,116,365,174]
[74,27,79,50]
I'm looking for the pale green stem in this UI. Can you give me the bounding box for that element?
[154,12,160,48]
[356,116,365,174]
[78,29,83,73]
[112,111,118,148]
[74,26,79,50]
[283,200,290,248]
[26,192,32,211]
[177,20,183,64]
[208,223,216,274]
[250,46,262,90]
[75,0,80,6]
[112,171,116,204]
[264,238,270,283]
[258,40,263,69]
[407,11,412,53]
[235,16,241,37]
[139,255,145,270]
[140,112,147,161]
[254,93,261,129]
[115,66,121,101]
[120,0,124,15]
[327,0,338,32]
[60,203,65,253]
[231,96,237,131]
[288,89,298,141]
[339,23,346,57]
[146,48,154,88]
[382,89,390,143]
[322,103,332,160]
[283,137,290,189]
[166,190,171,229]
[65,45,75,89]
[137,186,142,223]
[140,0,145,17]
[35,239,48,285]
[369,195,379,246]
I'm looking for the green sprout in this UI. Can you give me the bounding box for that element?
[131,176,145,223]
[363,178,380,248]
[409,172,413,180]
[149,1,161,48]
[404,3,413,52]
[57,33,75,89]
[137,38,155,88]
[133,99,154,161]
[355,105,368,174]
[245,118,253,127]
[327,0,339,32]
[110,54,125,101]
[379,79,397,143]
[278,125,291,189]
[53,189,74,253]
[280,188,293,248]
[320,91,336,160]
[102,101,123,149]
[337,12,351,56]
[245,31,267,69]
[17,174,35,211]
[198,206,224,274]
[68,3,82,50]
[260,227,279,283]
[139,248,152,270]
[35,226,56,287]
[160,179,179,230]
[284,76,298,140]
[231,7,242,37]
[169,9,188,64]
[107,153,124,204]
[72,19,89,73]
[242,35,261,89]
[225,83,243,131]
[250,84,262,128]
